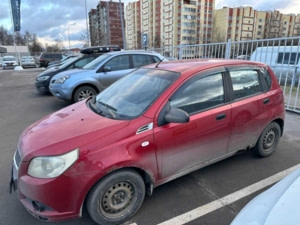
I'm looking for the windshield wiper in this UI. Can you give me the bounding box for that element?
[98,101,118,112]
[88,97,104,115]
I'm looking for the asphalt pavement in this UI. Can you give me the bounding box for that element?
[0,68,299,225]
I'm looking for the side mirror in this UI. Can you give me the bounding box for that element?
[165,107,189,124]
[103,66,111,72]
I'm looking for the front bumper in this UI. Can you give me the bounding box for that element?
[10,150,96,222]
[35,80,50,93]
[49,83,73,100]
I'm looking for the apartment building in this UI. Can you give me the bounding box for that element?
[213,6,300,42]
[125,0,214,49]
[126,1,141,49]
[89,9,99,46]
[89,1,125,48]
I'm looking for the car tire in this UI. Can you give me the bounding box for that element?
[73,86,97,102]
[86,169,145,225]
[252,122,281,157]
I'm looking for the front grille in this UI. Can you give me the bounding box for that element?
[14,148,21,169]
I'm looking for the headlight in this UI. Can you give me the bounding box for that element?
[55,75,70,84]
[2,63,7,66]
[36,76,50,81]
[28,148,79,178]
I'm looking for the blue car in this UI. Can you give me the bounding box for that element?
[49,51,166,102]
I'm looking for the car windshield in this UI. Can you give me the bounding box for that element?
[58,56,80,69]
[83,53,110,70]
[91,68,180,120]
[3,56,16,61]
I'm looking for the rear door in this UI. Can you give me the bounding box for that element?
[227,67,274,153]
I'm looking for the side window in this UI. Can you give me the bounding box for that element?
[151,56,161,63]
[230,70,263,100]
[170,73,224,115]
[260,68,272,91]
[132,55,148,68]
[104,55,130,71]
[277,52,300,65]
[74,57,94,68]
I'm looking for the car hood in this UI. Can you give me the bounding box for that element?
[231,168,300,225]
[53,68,83,78]
[37,67,58,77]
[18,100,130,161]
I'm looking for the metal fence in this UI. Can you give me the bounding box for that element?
[147,36,300,113]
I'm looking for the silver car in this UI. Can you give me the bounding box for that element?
[49,51,167,102]
[2,56,18,70]
[21,56,37,68]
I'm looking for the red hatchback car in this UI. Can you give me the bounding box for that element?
[11,59,285,225]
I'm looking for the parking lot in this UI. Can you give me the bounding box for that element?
[0,68,300,225]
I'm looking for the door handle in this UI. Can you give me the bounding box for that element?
[263,98,270,104]
[216,113,226,120]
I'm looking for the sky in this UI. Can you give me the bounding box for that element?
[0,0,299,49]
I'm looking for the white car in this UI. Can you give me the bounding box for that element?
[21,56,36,68]
[231,167,300,225]
[2,56,18,70]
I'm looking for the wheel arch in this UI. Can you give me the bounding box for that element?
[80,166,155,215]
[273,118,284,137]
[72,83,100,100]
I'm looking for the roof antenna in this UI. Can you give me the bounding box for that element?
[155,58,164,68]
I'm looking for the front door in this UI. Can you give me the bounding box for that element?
[154,72,232,179]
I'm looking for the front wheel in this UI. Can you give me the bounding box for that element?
[73,86,97,102]
[252,122,281,157]
[86,169,145,225]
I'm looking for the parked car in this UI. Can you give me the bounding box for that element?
[38,53,63,67]
[46,55,76,69]
[50,51,166,102]
[0,57,2,67]
[20,56,36,68]
[35,54,101,93]
[2,55,18,69]
[250,46,300,84]
[236,55,250,60]
[11,59,284,225]
[231,167,300,225]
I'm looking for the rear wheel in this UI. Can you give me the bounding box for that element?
[73,86,97,102]
[252,122,281,157]
[86,169,145,225]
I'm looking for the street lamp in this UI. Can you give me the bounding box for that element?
[68,23,76,53]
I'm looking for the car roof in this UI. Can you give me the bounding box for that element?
[106,50,163,56]
[144,59,267,75]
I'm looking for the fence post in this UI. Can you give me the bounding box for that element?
[179,44,183,60]
[225,39,232,59]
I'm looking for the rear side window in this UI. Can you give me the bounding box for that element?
[276,52,300,65]
[132,55,148,68]
[105,55,130,71]
[260,69,272,91]
[230,70,263,100]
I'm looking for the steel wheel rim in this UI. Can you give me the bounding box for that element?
[263,128,277,152]
[100,181,134,219]
[78,90,94,101]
